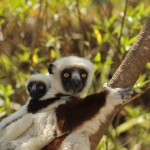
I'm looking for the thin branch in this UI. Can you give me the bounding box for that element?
[76,0,86,38]
[117,0,128,52]
[124,85,150,105]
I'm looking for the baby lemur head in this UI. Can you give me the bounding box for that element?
[26,74,52,100]
[48,56,94,97]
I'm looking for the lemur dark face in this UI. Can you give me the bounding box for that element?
[27,81,47,99]
[61,68,88,93]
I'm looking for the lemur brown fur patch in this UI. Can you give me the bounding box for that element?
[56,90,109,132]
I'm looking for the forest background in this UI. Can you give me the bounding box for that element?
[0,0,150,149]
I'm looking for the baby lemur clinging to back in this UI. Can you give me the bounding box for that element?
[0,74,56,131]
[0,74,70,150]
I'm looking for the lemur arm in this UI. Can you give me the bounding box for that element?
[0,100,29,131]
[15,113,58,150]
[50,87,132,150]
[56,86,132,133]
[41,87,132,150]
[0,113,33,147]
[15,126,56,150]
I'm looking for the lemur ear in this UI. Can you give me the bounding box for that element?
[48,64,55,74]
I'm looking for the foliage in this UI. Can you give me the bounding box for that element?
[0,0,150,149]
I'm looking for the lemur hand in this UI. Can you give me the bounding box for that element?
[103,83,133,104]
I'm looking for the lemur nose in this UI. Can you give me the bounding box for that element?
[74,80,81,86]
[71,79,81,88]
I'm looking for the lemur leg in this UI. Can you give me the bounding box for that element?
[0,101,29,131]
[60,132,90,150]
[0,113,33,147]
[15,114,57,150]
[15,131,56,150]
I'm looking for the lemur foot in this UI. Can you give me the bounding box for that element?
[103,83,133,104]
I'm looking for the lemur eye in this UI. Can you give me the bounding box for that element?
[81,73,87,78]
[39,86,44,90]
[63,73,70,78]
[27,82,34,92]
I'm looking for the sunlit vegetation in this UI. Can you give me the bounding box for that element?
[0,0,150,149]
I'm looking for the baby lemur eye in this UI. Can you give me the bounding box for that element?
[28,86,32,91]
[63,73,70,78]
[81,73,87,78]
[27,82,34,92]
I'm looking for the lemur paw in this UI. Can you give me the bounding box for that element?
[103,83,133,103]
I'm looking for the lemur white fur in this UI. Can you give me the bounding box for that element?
[0,111,57,150]
[0,113,33,148]
[0,74,52,131]
[60,132,90,150]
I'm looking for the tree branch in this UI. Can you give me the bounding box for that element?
[90,15,150,150]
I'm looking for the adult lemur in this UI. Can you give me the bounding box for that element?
[42,56,132,150]
[0,56,95,150]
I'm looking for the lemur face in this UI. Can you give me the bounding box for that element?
[27,81,47,99]
[61,68,88,93]
[26,74,51,99]
[48,56,94,97]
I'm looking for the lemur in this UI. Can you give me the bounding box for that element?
[0,56,95,150]
[0,74,52,131]
[41,56,132,150]
[0,74,70,150]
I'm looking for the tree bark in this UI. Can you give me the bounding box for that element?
[90,15,150,150]
[43,15,150,150]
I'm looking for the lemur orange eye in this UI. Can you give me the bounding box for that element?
[39,86,44,90]
[81,73,87,78]
[64,73,70,78]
